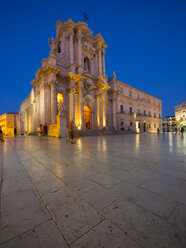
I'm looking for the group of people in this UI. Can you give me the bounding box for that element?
[37,121,75,144]
[37,124,48,140]
[162,126,185,134]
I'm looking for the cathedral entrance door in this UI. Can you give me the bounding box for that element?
[84,106,91,129]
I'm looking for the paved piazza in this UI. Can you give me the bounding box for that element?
[0,134,186,248]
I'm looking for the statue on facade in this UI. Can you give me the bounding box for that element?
[113,71,116,80]
[58,101,66,117]
[83,80,92,94]
[48,37,55,55]
[84,57,90,73]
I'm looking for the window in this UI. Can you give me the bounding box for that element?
[120,105,124,113]
[130,122,133,126]
[159,114,161,118]
[144,110,146,116]
[149,123,151,128]
[159,124,161,128]
[121,122,123,126]
[137,94,140,99]
[129,90,132,97]
[154,112,156,118]
[138,123,140,128]
[138,109,140,115]
[154,124,156,128]
[129,107,132,114]
[58,46,61,53]
[149,111,151,117]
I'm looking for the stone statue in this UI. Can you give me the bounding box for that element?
[113,71,116,80]
[48,37,55,55]
[84,58,89,73]
[58,101,66,117]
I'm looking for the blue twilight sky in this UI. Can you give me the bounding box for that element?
[0,0,186,117]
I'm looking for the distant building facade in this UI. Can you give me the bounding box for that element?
[162,116,176,131]
[19,19,162,135]
[175,101,186,130]
[0,113,18,136]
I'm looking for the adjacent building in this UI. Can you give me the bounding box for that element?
[162,116,176,131]
[0,113,18,136]
[175,101,186,130]
[19,19,162,135]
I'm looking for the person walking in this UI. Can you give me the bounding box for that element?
[43,123,48,139]
[0,126,4,142]
[181,127,184,135]
[37,124,43,140]
[68,121,75,144]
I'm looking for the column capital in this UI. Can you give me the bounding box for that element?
[50,80,56,87]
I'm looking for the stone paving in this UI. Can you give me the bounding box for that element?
[0,133,186,248]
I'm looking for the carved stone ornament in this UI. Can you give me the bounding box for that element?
[48,37,55,55]
[83,80,94,94]
[58,101,66,117]
[83,94,95,106]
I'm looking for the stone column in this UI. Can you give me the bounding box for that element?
[96,94,100,128]
[79,81,84,129]
[102,50,106,76]
[77,30,82,74]
[51,81,57,124]
[69,79,75,123]
[69,33,74,65]
[98,48,102,75]
[74,89,79,128]
[112,92,117,129]
[102,92,106,127]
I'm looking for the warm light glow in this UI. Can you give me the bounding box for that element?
[136,122,140,133]
[102,94,106,127]
[57,93,64,103]
[84,106,91,129]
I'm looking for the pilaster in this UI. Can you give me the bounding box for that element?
[50,81,57,124]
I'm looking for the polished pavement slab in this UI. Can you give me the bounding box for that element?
[0,133,186,247]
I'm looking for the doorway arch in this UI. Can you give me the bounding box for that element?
[84,105,91,129]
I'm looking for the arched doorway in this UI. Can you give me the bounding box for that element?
[84,106,91,129]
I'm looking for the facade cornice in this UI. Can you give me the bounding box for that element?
[66,72,87,83]
[31,65,61,86]
[118,95,161,109]
[113,79,162,102]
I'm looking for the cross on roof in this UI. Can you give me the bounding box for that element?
[82,11,89,23]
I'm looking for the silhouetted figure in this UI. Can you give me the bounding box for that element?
[181,127,184,135]
[0,126,4,142]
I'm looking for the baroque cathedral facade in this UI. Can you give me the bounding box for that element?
[19,19,162,135]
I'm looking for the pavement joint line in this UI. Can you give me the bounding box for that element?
[108,219,144,248]
[0,219,52,247]
[11,144,71,248]
[178,179,186,189]
[22,148,67,186]
[167,202,179,221]
[102,184,178,222]
[69,218,106,247]
[106,175,181,210]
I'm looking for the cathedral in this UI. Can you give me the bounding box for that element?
[19,19,162,136]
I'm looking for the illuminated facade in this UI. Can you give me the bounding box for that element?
[0,113,18,136]
[19,19,162,135]
[175,101,186,129]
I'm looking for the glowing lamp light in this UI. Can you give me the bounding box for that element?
[57,93,64,103]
